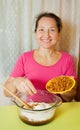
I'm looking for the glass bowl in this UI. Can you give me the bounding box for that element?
[12,90,62,125]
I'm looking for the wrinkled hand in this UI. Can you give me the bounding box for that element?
[60,87,76,102]
[14,77,37,96]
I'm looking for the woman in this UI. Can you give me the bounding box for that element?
[4,12,77,102]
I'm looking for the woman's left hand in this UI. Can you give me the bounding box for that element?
[60,87,77,102]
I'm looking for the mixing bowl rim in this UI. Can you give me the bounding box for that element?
[13,94,62,111]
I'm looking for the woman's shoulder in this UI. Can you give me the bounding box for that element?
[61,51,74,64]
[61,51,73,58]
[19,50,34,58]
[23,50,34,56]
[17,50,34,62]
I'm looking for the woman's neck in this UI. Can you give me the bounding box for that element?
[36,47,56,57]
[34,48,61,66]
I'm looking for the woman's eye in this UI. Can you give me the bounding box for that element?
[39,28,44,31]
[50,29,55,32]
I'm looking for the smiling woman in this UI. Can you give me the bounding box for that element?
[0,1,79,106]
[4,12,77,102]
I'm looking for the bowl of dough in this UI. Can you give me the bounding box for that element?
[13,90,62,125]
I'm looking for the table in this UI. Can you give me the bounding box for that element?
[0,102,80,130]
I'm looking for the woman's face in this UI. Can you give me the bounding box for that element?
[35,17,60,49]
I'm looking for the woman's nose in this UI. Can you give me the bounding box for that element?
[44,30,50,37]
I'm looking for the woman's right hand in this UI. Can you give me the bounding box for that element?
[4,77,37,97]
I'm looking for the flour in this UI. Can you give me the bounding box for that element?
[19,102,55,122]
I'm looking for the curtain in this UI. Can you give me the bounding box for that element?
[0,0,80,105]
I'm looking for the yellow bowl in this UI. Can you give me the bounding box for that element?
[46,76,76,94]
